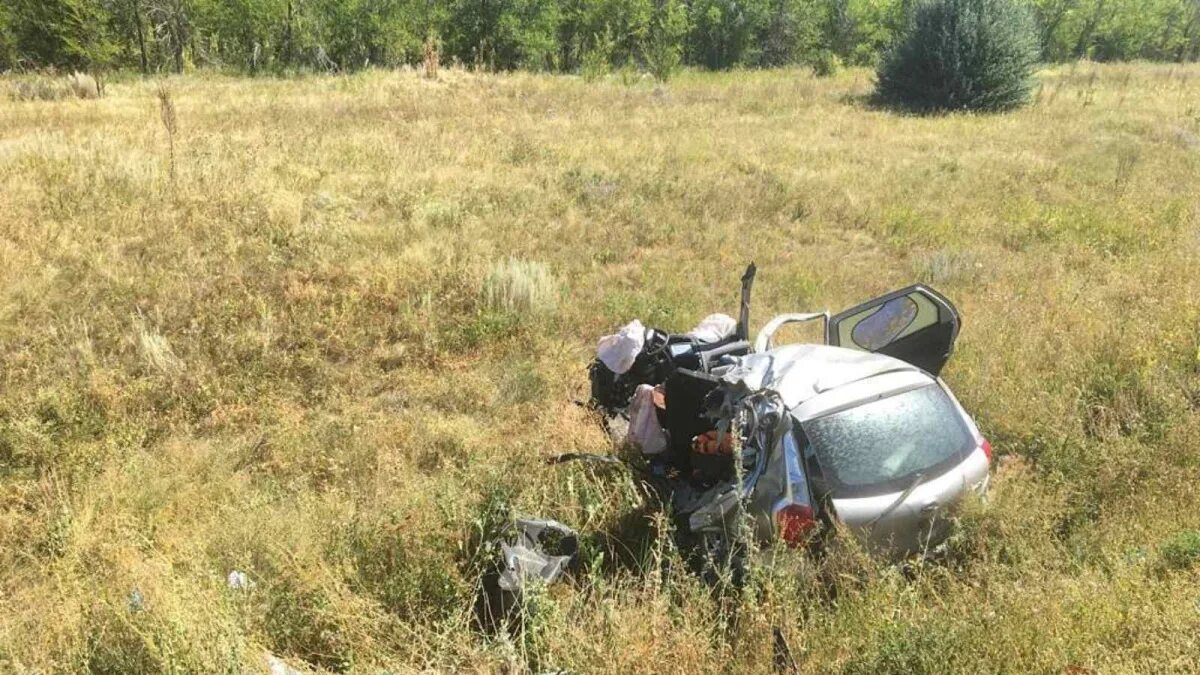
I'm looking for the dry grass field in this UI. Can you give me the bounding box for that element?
[2,63,1200,673]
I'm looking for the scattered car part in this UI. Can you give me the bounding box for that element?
[497,519,579,592]
[475,517,581,636]
[825,284,961,376]
[227,569,254,590]
[736,263,757,342]
[264,652,303,675]
[546,452,625,467]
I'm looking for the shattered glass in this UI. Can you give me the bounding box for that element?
[803,385,971,490]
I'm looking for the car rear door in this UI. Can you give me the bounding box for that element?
[825,285,960,376]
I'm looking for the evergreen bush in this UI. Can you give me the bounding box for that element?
[876,0,1039,113]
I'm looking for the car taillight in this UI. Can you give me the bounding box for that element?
[775,504,816,547]
[981,438,993,462]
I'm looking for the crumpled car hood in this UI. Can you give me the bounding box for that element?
[720,343,920,410]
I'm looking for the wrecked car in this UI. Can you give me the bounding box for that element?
[587,265,991,559]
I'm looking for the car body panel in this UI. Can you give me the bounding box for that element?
[826,285,961,376]
[754,312,829,353]
[791,369,932,423]
[746,429,813,541]
[719,345,987,555]
[829,447,989,555]
[721,344,923,410]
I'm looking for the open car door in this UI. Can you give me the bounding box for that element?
[825,285,960,376]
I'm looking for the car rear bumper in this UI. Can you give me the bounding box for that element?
[830,448,990,556]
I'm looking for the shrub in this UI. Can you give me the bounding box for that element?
[688,0,770,69]
[914,248,980,284]
[1159,530,1200,571]
[580,28,615,82]
[65,71,100,98]
[9,73,99,102]
[810,49,841,77]
[875,0,1039,113]
[644,0,688,82]
[134,316,185,377]
[481,258,559,315]
[422,34,440,79]
[10,77,65,102]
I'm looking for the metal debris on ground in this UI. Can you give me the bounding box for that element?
[498,518,579,592]
[227,569,255,590]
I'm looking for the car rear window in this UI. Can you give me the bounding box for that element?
[802,384,973,497]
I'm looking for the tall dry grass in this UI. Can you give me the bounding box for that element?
[7,72,100,101]
[0,64,1199,673]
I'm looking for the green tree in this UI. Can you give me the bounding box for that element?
[0,3,17,70]
[189,0,285,70]
[558,0,653,70]
[1027,0,1200,61]
[146,0,191,72]
[445,0,562,70]
[644,0,687,79]
[758,0,824,67]
[305,0,421,69]
[6,0,1200,75]
[7,0,118,69]
[105,0,152,72]
[824,0,909,65]
[876,0,1040,112]
[688,0,771,68]
[1028,0,1077,59]
[497,0,562,68]
[1088,0,1185,60]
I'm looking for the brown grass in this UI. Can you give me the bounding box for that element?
[1,64,1199,672]
[8,72,100,102]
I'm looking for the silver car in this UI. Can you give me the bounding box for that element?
[680,285,991,557]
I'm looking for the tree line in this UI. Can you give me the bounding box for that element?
[2,0,1198,76]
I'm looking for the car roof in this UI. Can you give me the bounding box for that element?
[722,343,928,410]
